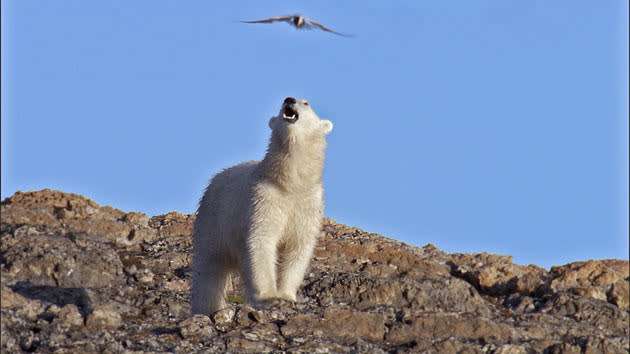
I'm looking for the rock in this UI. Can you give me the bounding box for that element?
[1,189,158,247]
[386,313,519,345]
[304,271,491,315]
[135,268,154,283]
[123,212,149,227]
[150,212,195,237]
[582,336,629,354]
[540,292,629,337]
[178,315,214,341]
[64,219,133,246]
[288,340,353,353]
[544,342,583,354]
[212,307,236,326]
[224,334,273,352]
[547,259,629,309]
[234,305,258,327]
[245,322,282,343]
[608,280,629,310]
[1,189,628,353]
[18,330,36,352]
[503,293,536,313]
[0,284,45,321]
[0,205,61,230]
[85,306,122,329]
[163,279,189,292]
[281,308,385,345]
[53,304,84,327]
[1,284,28,309]
[494,344,528,354]
[1,189,99,216]
[1,232,125,288]
[450,252,548,296]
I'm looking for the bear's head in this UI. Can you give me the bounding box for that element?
[268,97,334,139]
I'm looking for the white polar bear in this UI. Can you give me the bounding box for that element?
[191,97,334,315]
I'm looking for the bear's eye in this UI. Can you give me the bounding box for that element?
[303,101,309,106]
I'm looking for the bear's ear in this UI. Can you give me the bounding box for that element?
[268,116,279,129]
[320,120,334,134]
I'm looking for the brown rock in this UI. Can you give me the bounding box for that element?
[548,259,629,308]
[1,285,48,324]
[493,344,528,354]
[163,279,189,292]
[0,205,61,230]
[135,268,154,283]
[234,310,252,327]
[451,252,547,296]
[150,212,195,237]
[514,271,544,295]
[543,342,582,354]
[123,212,149,226]
[305,272,491,315]
[1,189,628,353]
[241,322,283,346]
[321,309,385,344]
[570,286,608,302]
[541,292,629,337]
[178,315,214,340]
[281,309,385,345]
[53,304,84,327]
[1,189,159,247]
[128,228,158,244]
[86,306,122,329]
[1,189,99,216]
[279,313,318,337]
[1,284,28,309]
[583,336,628,354]
[65,219,133,246]
[1,232,124,288]
[411,339,486,354]
[386,313,519,345]
[608,280,629,310]
[289,340,353,353]
[212,307,235,326]
[224,334,273,352]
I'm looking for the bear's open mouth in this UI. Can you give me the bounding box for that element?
[282,106,299,123]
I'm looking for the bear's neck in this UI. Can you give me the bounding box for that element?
[260,132,327,191]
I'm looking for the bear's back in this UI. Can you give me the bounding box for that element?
[197,160,260,234]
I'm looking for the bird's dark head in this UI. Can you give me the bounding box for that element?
[293,15,305,27]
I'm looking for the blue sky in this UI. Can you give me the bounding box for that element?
[2,1,628,269]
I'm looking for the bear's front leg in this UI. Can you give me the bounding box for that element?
[242,229,281,304]
[191,259,230,315]
[276,234,317,301]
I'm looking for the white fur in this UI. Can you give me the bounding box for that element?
[192,98,333,315]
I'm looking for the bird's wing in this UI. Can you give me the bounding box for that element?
[241,15,294,24]
[307,18,353,37]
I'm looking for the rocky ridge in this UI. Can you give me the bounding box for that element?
[1,189,628,353]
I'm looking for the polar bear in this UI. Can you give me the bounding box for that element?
[191,97,334,315]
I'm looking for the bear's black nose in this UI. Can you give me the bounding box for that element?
[283,97,296,105]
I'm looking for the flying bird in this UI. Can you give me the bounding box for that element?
[241,14,353,37]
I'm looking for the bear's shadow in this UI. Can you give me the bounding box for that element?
[11,281,94,317]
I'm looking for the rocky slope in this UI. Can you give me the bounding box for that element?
[1,189,628,353]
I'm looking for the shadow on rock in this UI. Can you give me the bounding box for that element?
[11,281,94,317]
